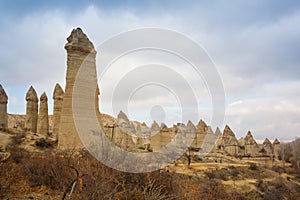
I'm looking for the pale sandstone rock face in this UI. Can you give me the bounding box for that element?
[25,86,38,133]
[262,138,273,155]
[160,123,169,132]
[191,120,207,149]
[0,85,8,130]
[197,119,207,134]
[205,126,214,134]
[186,120,196,132]
[114,111,135,149]
[150,121,172,151]
[189,121,199,149]
[37,92,49,135]
[58,28,97,149]
[52,83,64,139]
[243,131,259,156]
[212,127,223,151]
[222,125,239,155]
[214,127,222,136]
[202,125,217,153]
[150,121,160,133]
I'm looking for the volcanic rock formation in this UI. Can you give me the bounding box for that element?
[37,92,49,135]
[0,85,8,130]
[25,86,39,133]
[52,83,64,140]
[58,28,97,149]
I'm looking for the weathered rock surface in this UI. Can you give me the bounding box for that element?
[58,28,97,149]
[273,138,281,159]
[222,125,239,155]
[243,131,259,156]
[52,83,64,139]
[262,138,273,155]
[25,86,39,133]
[37,92,49,135]
[0,84,8,130]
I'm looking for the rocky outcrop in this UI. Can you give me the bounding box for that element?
[190,120,206,150]
[37,92,49,135]
[0,85,8,130]
[58,28,97,149]
[197,119,207,134]
[273,138,281,159]
[215,127,222,136]
[52,83,64,140]
[222,125,239,155]
[150,121,160,133]
[25,86,38,133]
[243,131,259,156]
[113,111,135,148]
[261,138,273,155]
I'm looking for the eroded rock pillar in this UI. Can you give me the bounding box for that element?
[37,92,49,135]
[58,28,97,149]
[25,86,38,133]
[0,84,8,130]
[52,83,64,140]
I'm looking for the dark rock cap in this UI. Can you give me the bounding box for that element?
[65,28,96,54]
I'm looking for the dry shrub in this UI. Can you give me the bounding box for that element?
[35,138,52,148]
[143,180,175,200]
[2,147,300,199]
[249,163,258,170]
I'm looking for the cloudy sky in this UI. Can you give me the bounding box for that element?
[0,0,300,141]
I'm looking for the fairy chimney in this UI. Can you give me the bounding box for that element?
[222,125,239,155]
[52,83,64,139]
[37,92,49,135]
[262,138,273,155]
[25,86,39,132]
[244,131,259,156]
[58,28,97,149]
[273,139,281,159]
[0,84,8,130]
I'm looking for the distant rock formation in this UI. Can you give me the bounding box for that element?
[273,138,281,159]
[222,125,239,155]
[25,86,38,133]
[242,131,259,156]
[58,28,97,149]
[215,127,222,136]
[151,121,160,133]
[52,83,64,140]
[37,92,49,135]
[0,28,284,161]
[261,138,273,155]
[0,84,8,130]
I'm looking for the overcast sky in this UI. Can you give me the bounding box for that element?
[0,0,300,141]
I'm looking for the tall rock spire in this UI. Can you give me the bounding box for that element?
[0,84,8,130]
[59,28,98,149]
[273,138,281,160]
[37,92,49,135]
[25,86,39,132]
[52,83,64,140]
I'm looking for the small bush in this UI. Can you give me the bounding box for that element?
[213,169,229,181]
[249,163,258,170]
[35,138,52,148]
[272,166,285,174]
[205,171,216,180]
